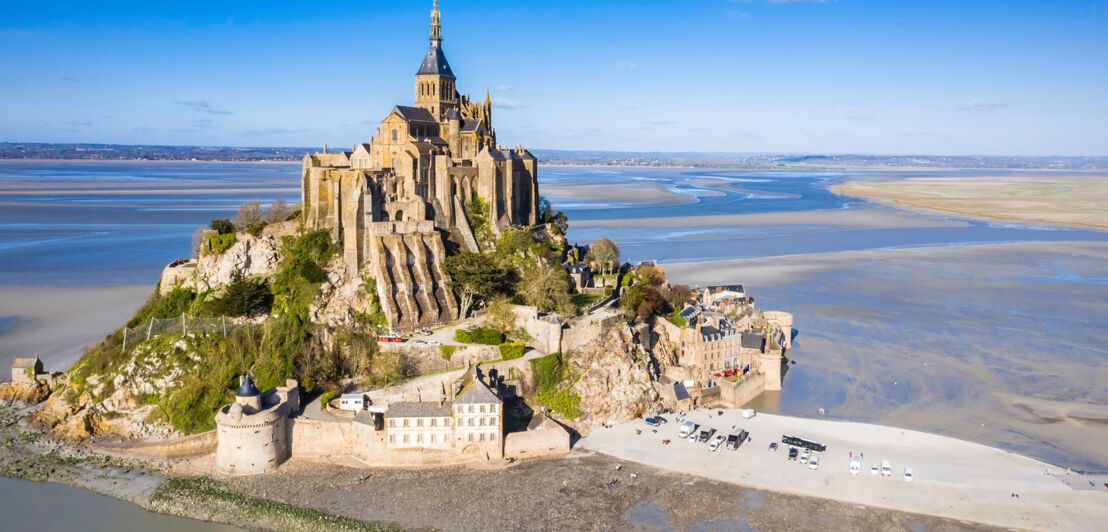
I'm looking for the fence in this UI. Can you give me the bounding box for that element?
[122,315,261,351]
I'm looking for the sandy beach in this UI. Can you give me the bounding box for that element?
[833,176,1108,231]
[0,285,150,373]
[580,409,1108,531]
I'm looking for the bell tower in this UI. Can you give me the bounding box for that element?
[415,0,458,121]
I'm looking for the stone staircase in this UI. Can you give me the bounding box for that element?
[369,231,458,331]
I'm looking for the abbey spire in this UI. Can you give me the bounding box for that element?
[430,0,442,42]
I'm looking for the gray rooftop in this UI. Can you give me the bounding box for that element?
[742,333,765,350]
[455,377,502,405]
[393,105,437,123]
[386,401,451,418]
[416,41,455,79]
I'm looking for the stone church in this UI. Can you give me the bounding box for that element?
[301,1,539,331]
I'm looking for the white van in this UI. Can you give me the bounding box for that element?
[849,456,862,475]
[881,460,892,477]
[679,421,698,439]
[741,409,756,419]
[808,455,820,470]
[904,466,914,482]
[708,434,726,452]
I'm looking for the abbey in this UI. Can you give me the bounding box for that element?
[301,1,539,330]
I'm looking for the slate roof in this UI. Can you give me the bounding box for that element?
[741,333,765,350]
[460,120,481,132]
[392,105,437,123]
[236,374,260,397]
[416,41,455,78]
[455,377,502,405]
[386,401,451,418]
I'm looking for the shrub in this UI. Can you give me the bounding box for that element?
[319,390,337,410]
[498,342,525,360]
[206,233,237,255]
[669,308,688,328]
[439,345,457,360]
[454,327,504,345]
[529,352,567,393]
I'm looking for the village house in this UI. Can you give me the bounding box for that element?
[10,356,44,385]
[385,368,503,456]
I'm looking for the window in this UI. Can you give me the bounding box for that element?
[417,418,423,427]
[388,419,395,428]
[403,434,409,444]
[403,419,409,427]
[480,433,485,442]
[468,433,473,442]
[480,405,486,413]
[479,417,485,426]
[489,417,495,426]
[389,434,395,444]
[417,434,423,443]
[430,418,436,427]
[391,129,398,141]
[489,432,496,441]
[430,434,435,443]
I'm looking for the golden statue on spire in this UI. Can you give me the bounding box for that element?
[430,0,442,42]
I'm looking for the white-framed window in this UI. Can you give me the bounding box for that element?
[389,434,395,444]
[403,434,409,444]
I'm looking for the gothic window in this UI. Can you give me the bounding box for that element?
[392,129,398,142]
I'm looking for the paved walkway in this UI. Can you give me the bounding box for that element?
[580,408,1108,531]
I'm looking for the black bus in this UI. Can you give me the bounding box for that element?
[782,434,826,452]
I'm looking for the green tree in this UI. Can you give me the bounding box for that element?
[585,237,620,274]
[552,212,569,235]
[444,251,505,316]
[209,270,273,317]
[519,260,573,315]
[209,219,234,235]
[637,264,665,288]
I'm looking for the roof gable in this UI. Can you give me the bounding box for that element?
[392,106,437,123]
[454,377,501,405]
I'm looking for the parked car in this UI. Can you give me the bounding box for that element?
[708,434,726,452]
[881,460,892,477]
[870,464,880,475]
[800,449,812,464]
[769,442,778,452]
[428,340,442,346]
[687,431,698,443]
[411,339,427,345]
[421,329,433,336]
[904,466,914,482]
[645,417,661,427]
[809,456,820,470]
[850,456,862,475]
[788,447,799,460]
[377,334,403,343]
[741,409,756,419]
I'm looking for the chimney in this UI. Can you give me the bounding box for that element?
[324,144,328,154]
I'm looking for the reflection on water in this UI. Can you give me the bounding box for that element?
[0,477,240,532]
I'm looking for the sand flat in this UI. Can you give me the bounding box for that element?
[833,176,1108,231]
[572,204,969,230]
[581,409,1108,531]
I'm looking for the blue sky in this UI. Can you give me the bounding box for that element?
[1,0,1105,155]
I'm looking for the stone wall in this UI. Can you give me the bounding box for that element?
[158,261,196,295]
[509,305,563,354]
[717,372,767,409]
[377,343,500,374]
[367,231,458,331]
[94,430,217,460]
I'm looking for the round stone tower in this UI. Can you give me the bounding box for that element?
[214,374,293,476]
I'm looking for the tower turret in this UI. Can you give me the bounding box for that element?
[415,0,458,121]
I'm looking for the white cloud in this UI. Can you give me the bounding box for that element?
[493,98,524,109]
[174,100,233,115]
[960,99,1010,111]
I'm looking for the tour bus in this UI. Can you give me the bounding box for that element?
[781,434,827,453]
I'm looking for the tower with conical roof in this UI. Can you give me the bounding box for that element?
[415,0,458,121]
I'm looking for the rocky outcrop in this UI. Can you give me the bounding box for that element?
[184,234,281,292]
[561,318,659,434]
[0,377,57,408]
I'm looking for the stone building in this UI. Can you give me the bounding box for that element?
[300,0,539,331]
[384,367,503,458]
[10,356,43,385]
[214,375,300,476]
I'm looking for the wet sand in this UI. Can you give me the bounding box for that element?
[665,241,1108,471]
[572,203,969,230]
[211,453,1002,532]
[542,182,694,206]
[833,176,1108,231]
[0,285,150,373]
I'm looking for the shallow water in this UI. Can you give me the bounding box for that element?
[0,477,240,532]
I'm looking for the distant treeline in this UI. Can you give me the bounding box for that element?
[1,142,1105,169]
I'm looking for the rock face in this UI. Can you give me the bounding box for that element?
[184,234,281,292]
[0,377,56,408]
[562,317,659,435]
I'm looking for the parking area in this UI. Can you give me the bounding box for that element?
[580,409,1108,531]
